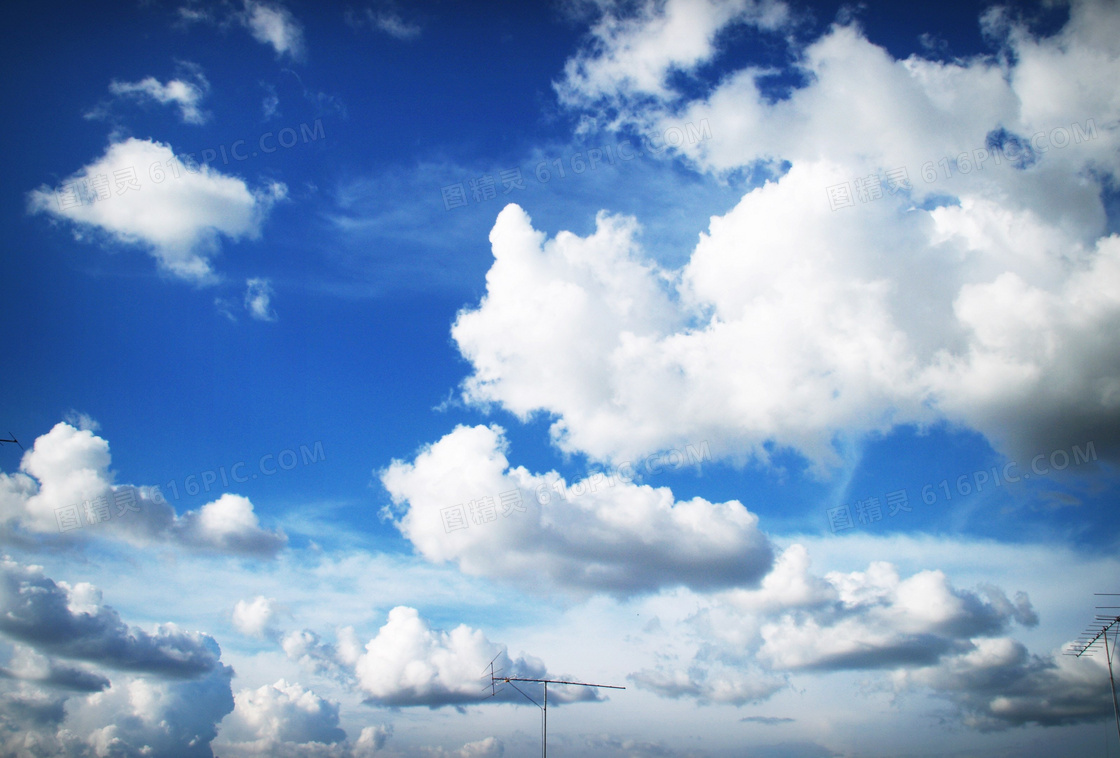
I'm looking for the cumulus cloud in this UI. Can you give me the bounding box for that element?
[380,424,773,597]
[280,606,596,710]
[0,646,110,693]
[0,557,220,677]
[233,595,282,639]
[245,276,278,321]
[894,637,1114,730]
[353,606,598,708]
[754,563,1037,671]
[629,544,1045,713]
[0,420,286,556]
[454,0,1120,472]
[0,558,235,757]
[216,679,348,754]
[281,627,361,681]
[28,138,286,283]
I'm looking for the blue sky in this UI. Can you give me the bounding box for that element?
[2,0,1119,755]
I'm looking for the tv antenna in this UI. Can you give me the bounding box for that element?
[0,432,22,450]
[483,656,624,758]
[1065,593,1120,746]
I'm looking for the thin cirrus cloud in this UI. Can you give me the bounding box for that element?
[347,3,422,41]
[380,423,774,598]
[27,137,286,283]
[178,0,307,60]
[0,420,287,556]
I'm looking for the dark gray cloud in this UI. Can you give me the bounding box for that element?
[0,558,219,678]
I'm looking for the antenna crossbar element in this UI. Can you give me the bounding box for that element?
[483,666,625,758]
[0,432,22,450]
[501,677,625,689]
[1070,595,1120,747]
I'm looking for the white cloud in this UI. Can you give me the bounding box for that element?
[242,0,306,59]
[351,4,421,40]
[217,679,348,752]
[380,423,774,597]
[0,420,286,556]
[0,558,235,757]
[233,595,281,639]
[28,138,286,283]
[245,276,278,321]
[418,736,504,758]
[556,0,790,112]
[352,606,572,708]
[105,70,210,124]
[752,561,1036,671]
[354,724,392,755]
[620,543,1049,709]
[627,664,786,706]
[276,606,591,710]
[447,0,1120,474]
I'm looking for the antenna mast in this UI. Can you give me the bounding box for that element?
[1066,593,1120,746]
[483,660,624,757]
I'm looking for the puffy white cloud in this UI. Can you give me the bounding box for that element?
[217,679,348,753]
[233,595,281,639]
[0,421,286,556]
[355,606,534,707]
[242,0,305,59]
[456,0,1120,472]
[176,493,287,554]
[281,627,360,680]
[273,605,594,711]
[28,138,286,283]
[380,423,773,597]
[353,724,392,755]
[350,605,597,709]
[245,276,278,321]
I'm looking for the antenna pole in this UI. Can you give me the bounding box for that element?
[1106,625,1120,747]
